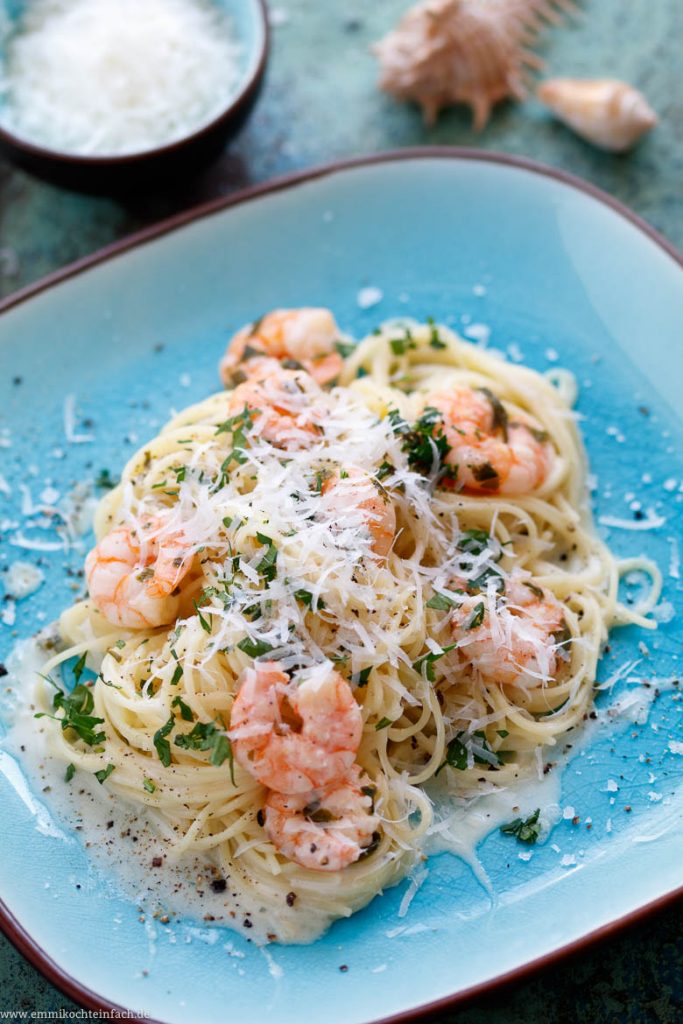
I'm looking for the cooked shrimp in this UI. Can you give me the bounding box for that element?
[264,766,380,871]
[85,517,193,629]
[229,661,363,793]
[426,386,554,494]
[220,308,344,387]
[450,578,568,687]
[320,467,396,558]
[226,367,322,449]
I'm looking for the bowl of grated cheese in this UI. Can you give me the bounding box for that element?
[0,0,269,191]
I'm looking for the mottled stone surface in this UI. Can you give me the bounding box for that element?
[1,0,682,1019]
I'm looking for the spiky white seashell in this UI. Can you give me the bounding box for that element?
[537,78,657,152]
[373,0,574,129]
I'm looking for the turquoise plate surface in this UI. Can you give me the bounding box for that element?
[1,151,682,1024]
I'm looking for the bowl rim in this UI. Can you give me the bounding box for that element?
[0,147,682,1024]
[0,0,269,167]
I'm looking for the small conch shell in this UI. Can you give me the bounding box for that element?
[373,0,574,130]
[537,78,657,152]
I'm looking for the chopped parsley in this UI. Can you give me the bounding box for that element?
[426,590,459,611]
[255,533,278,583]
[436,735,468,774]
[470,461,499,487]
[352,667,372,687]
[35,677,105,747]
[94,468,119,490]
[303,799,336,824]
[170,664,184,686]
[500,808,542,844]
[72,651,88,685]
[65,763,76,783]
[412,643,458,683]
[389,329,416,356]
[171,694,194,722]
[174,722,234,775]
[478,387,508,441]
[436,730,499,774]
[193,600,212,634]
[388,406,452,480]
[427,316,447,350]
[143,778,156,793]
[237,636,274,658]
[214,407,254,487]
[465,602,485,630]
[94,763,115,785]
[375,460,395,481]
[335,340,356,359]
[153,715,175,767]
[457,528,490,556]
[552,619,572,648]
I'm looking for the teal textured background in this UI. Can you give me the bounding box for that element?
[0,1,681,1021]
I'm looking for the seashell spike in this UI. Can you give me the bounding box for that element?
[537,78,657,152]
[373,0,575,129]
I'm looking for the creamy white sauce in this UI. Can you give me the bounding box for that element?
[1,633,676,948]
[2,636,331,947]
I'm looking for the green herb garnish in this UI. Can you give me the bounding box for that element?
[335,340,356,359]
[174,722,233,772]
[436,730,499,774]
[436,735,468,774]
[466,602,485,630]
[427,317,447,350]
[255,533,278,582]
[500,808,542,844]
[470,461,499,487]
[72,651,88,685]
[352,667,372,687]
[478,387,508,441]
[35,679,105,747]
[94,468,118,490]
[237,636,274,658]
[94,763,115,785]
[375,461,395,481]
[153,715,175,767]
[193,600,212,634]
[171,695,194,722]
[457,529,490,556]
[388,406,452,478]
[426,590,459,611]
[412,643,458,683]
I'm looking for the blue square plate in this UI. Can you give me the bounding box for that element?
[1,151,682,1024]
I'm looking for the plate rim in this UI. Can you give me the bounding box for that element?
[1,146,682,318]
[1,146,682,1023]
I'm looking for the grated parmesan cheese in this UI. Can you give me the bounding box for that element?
[0,0,243,156]
[4,560,44,600]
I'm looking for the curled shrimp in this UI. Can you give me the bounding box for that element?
[264,765,380,871]
[226,366,322,449]
[85,516,193,629]
[450,578,569,687]
[229,661,363,794]
[320,467,396,558]
[220,308,344,388]
[426,386,555,494]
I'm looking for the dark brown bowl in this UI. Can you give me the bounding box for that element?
[0,0,269,194]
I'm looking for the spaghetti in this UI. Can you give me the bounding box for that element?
[35,314,660,942]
